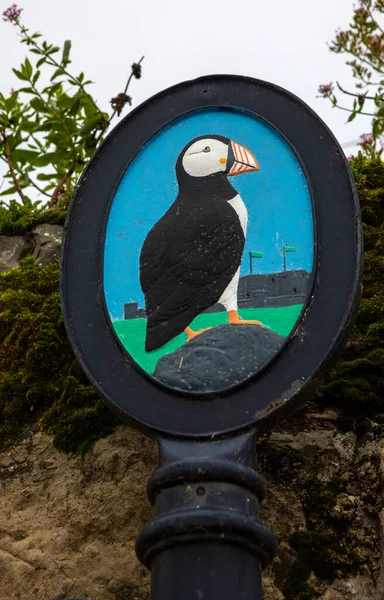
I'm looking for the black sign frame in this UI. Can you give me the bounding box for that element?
[61,74,362,439]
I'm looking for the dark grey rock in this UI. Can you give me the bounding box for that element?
[153,324,286,393]
[0,235,32,272]
[33,224,63,266]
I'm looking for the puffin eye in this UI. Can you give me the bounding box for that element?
[203,146,211,153]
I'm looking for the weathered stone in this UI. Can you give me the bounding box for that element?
[0,235,32,272]
[0,413,382,599]
[154,324,285,392]
[33,224,63,266]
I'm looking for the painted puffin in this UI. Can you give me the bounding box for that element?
[140,134,261,352]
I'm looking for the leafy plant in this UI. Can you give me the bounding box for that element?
[318,0,384,155]
[0,4,143,209]
[0,256,119,453]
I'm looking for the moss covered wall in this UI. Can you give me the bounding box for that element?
[0,256,118,453]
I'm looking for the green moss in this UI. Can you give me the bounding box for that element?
[315,153,384,419]
[0,256,118,453]
[304,477,348,518]
[0,199,67,235]
[283,474,374,599]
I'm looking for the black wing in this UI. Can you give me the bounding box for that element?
[140,199,244,351]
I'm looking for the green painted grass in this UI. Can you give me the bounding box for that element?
[113,305,304,375]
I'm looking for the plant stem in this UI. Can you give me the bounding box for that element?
[2,135,27,204]
[334,104,377,117]
[29,81,78,160]
[95,55,145,142]
[49,162,76,208]
[18,24,104,122]
[336,81,377,100]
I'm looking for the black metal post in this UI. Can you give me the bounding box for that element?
[249,251,253,275]
[136,430,277,600]
[283,247,286,272]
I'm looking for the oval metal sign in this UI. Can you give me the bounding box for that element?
[104,110,315,394]
[61,75,362,438]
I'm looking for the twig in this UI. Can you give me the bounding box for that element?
[336,81,377,101]
[334,104,377,117]
[49,162,76,208]
[0,155,51,199]
[96,55,145,142]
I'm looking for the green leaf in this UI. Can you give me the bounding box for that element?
[36,173,58,181]
[83,98,97,118]
[25,58,33,80]
[34,152,64,167]
[347,111,357,123]
[43,183,57,191]
[30,98,47,113]
[12,68,29,82]
[376,103,384,118]
[33,71,41,85]
[372,119,382,138]
[79,115,103,135]
[22,120,41,132]
[0,186,18,197]
[62,40,72,65]
[48,46,60,55]
[69,97,81,115]
[5,95,18,111]
[18,88,36,95]
[36,58,46,68]
[57,94,74,110]
[11,149,40,163]
[51,67,64,80]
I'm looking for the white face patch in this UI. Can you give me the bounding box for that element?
[182,138,229,178]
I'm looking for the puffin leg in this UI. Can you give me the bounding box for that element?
[228,310,262,326]
[185,326,211,342]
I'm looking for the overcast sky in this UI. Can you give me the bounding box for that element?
[0,0,374,161]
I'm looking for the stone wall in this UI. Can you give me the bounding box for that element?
[0,224,63,272]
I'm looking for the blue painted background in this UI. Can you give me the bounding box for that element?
[104,109,313,320]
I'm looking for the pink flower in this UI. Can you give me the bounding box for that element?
[359,133,374,144]
[347,156,352,161]
[9,88,15,95]
[2,4,22,24]
[318,83,334,96]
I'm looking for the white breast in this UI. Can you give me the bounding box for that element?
[228,194,248,235]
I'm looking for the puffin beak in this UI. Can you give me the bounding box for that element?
[228,141,260,176]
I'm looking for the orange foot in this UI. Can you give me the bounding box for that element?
[228,310,262,326]
[185,326,211,342]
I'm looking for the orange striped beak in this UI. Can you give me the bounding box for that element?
[228,141,260,176]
